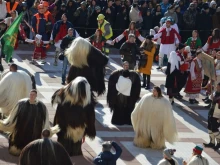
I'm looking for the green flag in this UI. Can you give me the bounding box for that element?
[2,12,23,63]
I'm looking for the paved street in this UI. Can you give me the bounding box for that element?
[0,44,219,164]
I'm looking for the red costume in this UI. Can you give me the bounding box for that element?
[185,58,203,94]
[32,41,47,60]
[203,36,220,54]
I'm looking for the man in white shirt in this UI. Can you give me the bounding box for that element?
[0,0,7,21]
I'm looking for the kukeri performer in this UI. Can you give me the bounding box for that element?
[0,64,33,117]
[19,129,72,165]
[107,62,141,125]
[203,82,220,151]
[52,77,96,156]
[0,89,59,156]
[131,86,178,149]
[66,37,108,95]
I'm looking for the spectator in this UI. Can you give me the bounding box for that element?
[119,34,140,69]
[183,3,197,39]
[152,4,163,27]
[51,13,75,66]
[209,0,217,16]
[129,3,143,29]
[87,0,97,18]
[93,141,122,165]
[66,0,77,25]
[175,5,184,30]
[142,8,153,37]
[178,0,187,14]
[55,3,67,22]
[157,149,178,165]
[102,0,116,28]
[160,0,171,16]
[0,0,7,21]
[113,0,122,16]
[164,5,178,24]
[197,0,204,11]
[212,7,220,29]
[183,145,209,165]
[6,0,20,17]
[140,1,148,15]
[196,3,212,44]
[32,4,53,41]
[73,1,88,38]
[97,13,113,40]
[113,6,128,37]
[87,6,101,36]
[60,28,76,85]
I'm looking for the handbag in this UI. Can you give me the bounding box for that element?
[138,55,148,68]
[58,52,64,61]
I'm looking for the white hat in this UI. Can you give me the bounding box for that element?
[116,76,132,96]
[210,0,216,7]
[35,34,42,40]
[150,29,155,35]
[185,46,191,52]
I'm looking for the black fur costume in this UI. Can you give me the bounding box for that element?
[52,77,96,156]
[0,98,58,156]
[66,46,108,95]
[107,70,141,125]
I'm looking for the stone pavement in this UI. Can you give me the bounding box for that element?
[0,44,219,165]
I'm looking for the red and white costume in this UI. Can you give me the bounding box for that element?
[202,36,220,54]
[114,29,145,43]
[154,27,181,67]
[25,34,49,60]
[184,58,203,99]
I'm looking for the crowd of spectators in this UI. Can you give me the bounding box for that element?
[0,0,219,45]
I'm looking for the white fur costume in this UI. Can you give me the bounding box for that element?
[131,93,178,149]
[0,70,32,116]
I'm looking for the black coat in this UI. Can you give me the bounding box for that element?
[152,10,162,27]
[142,14,153,30]
[165,62,181,89]
[119,41,140,64]
[60,35,75,50]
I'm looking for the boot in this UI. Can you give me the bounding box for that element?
[213,132,220,151]
[142,74,146,87]
[203,130,215,148]
[145,75,150,90]
[54,51,59,66]
[169,97,174,105]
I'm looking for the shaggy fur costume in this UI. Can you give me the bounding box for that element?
[19,138,72,165]
[0,70,34,116]
[52,77,96,156]
[107,70,141,125]
[65,37,108,95]
[0,98,59,156]
[131,93,178,149]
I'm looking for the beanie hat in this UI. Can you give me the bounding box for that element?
[185,46,191,52]
[193,144,203,155]
[202,3,209,10]
[163,149,176,159]
[146,35,154,40]
[210,0,216,7]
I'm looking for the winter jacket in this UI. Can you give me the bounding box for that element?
[102,6,116,27]
[196,10,213,30]
[60,35,75,50]
[160,2,170,15]
[183,8,197,29]
[73,7,88,27]
[164,11,178,24]
[212,11,220,29]
[93,142,122,165]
